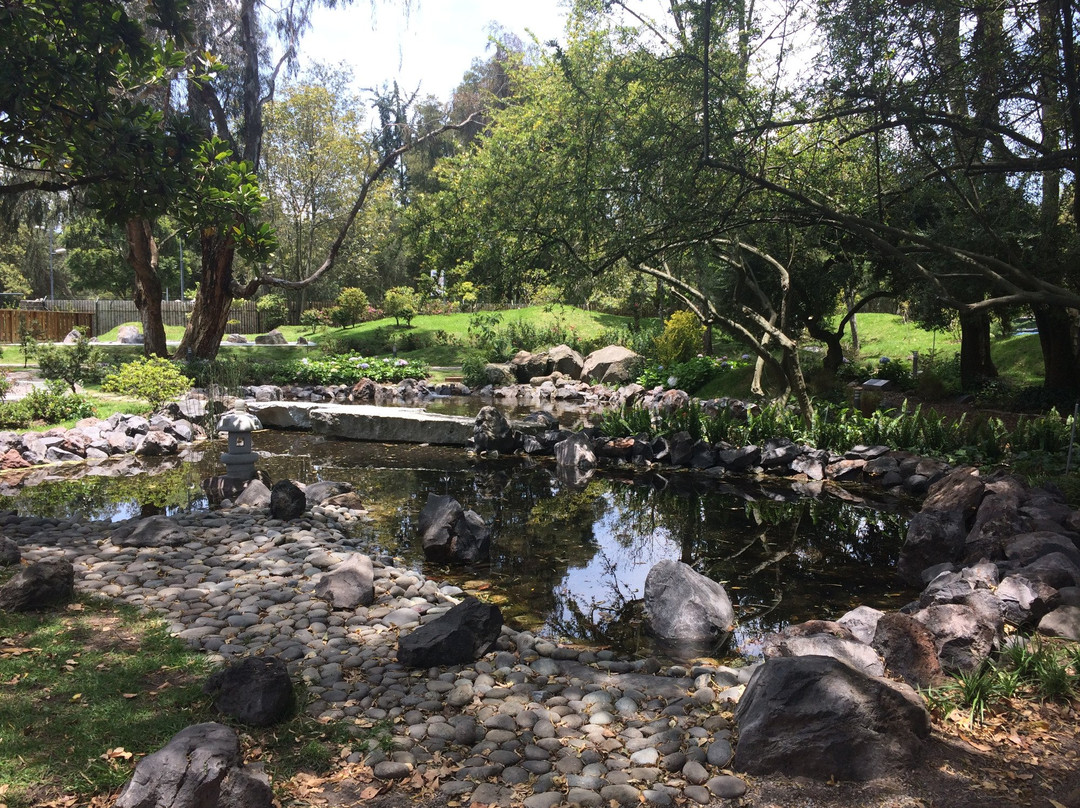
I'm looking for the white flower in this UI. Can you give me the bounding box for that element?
[667,376,678,388]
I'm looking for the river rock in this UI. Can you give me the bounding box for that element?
[418,493,491,563]
[204,657,295,727]
[254,329,287,345]
[314,554,375,609]
[549,344,584,379]
[1037,605,1080,640]
[763,620,885,676]
[644,560,734,649]
[554,432,596,469]
[115,722,272,808]
[0,537,19,566]
[397,596,503,668]
[732,656,929,781]
[897,509,967,586]
[304,480,353,507]
[921,466,985,521]
[473,406,519,453]
[111,515,187,548]
[0,557,75,611]
[911,602,1000,672]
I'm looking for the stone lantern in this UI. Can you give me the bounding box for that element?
[215,403,262,480]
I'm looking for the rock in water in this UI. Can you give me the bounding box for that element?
[644,559,734,651]
[473,406,519,453]
[733,656,929,781]
[418,493,491,563]
[204,657,295,727]
[0,558,74,611]
[115,722,272,808]
[398,596,503,668]
[270,479,306,520]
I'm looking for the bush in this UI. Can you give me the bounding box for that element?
[383,287,421,327]
[256,292,288,331]
[21,381,96,423]
[34,330,103,392]
[653,310,704,366]
[461,354,489,388]
[290,354,429,386]
[0,399,31,429]
[299,308,331,333]
[102,357,194,410]
[336,287,369,328]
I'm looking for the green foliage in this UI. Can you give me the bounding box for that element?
[34,330,103,393]
[654,310,704,366]
[102,357,194,410]
[383,286,421,327]
[256,292,288,331]
[637,355,743,393]
[290,355,429,386]
[461,354,490,389]
[335,287,369,328]
[21,381,97,424]
[299,308,331,333]
[0,371,11,402]
[467,312,510,360]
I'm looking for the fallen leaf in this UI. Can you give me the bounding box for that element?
[359,786,380,799]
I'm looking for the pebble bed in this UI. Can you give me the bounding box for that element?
[5,503,754,807]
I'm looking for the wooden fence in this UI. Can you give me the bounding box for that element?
[17,299,275,338]
[0,309,95,343]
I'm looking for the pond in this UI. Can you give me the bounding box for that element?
[0,431,917,662]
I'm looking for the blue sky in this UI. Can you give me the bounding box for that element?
[298,1,570,101]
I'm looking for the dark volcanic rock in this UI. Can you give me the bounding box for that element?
[732,656,929,781]
[397,597,503,668]
[0,558,75,611]
[204,657,295,727]
[270,480,306,520]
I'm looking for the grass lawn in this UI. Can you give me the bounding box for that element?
[0,594,383,808]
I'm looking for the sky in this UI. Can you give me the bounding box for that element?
[298,1,571,101]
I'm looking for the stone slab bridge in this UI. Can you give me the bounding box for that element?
[246,402,474,445]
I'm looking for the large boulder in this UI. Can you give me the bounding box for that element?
[304,480,353,508]
[581,345,645,385]
[270,479,306,520]
[732,656,930,781]
[473,406,519,454]
[204,657,295,727]
[0,558,75,611]
[397,596,503,668]
[644,560,734,649]
[482,363,516,387]
[554,432,596,469]
[921,466,985,521]
[418,493,491,564]
[510,350,553,382]
[314,554,375,609]
[254,329,287,345]
[911,602,1000,672]
[548,344,584,380]
[116,325,144,344]
[115,722,273,808]
[762,620,884,677]
[897,509,967,587]
[871,612,945,688]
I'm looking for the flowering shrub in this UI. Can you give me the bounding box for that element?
[288,354,429,385]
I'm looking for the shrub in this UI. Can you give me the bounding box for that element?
[335,287,369,328]
[22,381,96,423]
[0,399,31,429]
[299,308,331,333]
[102,357,194,410]
[290,354,429,386]
[256,292,288,331]
[34,330,103,392]
[327,305,350,330]
[0,371,11,402]
[461,354,489,388]
[383,287,421,327]
[653,310,703,366]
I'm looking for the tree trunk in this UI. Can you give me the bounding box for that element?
[958,309,998,390]
[174,233,236,360]
[1033,305,1080,391]
[845,288,860,354]
[125,217,169,358]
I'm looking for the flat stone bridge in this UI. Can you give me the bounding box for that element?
[246,402,475,445]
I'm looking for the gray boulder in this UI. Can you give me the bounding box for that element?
[204,657,295,727]
[234,480,271,508]
[473,406,519,454]
[548,344,584,379]
[315,554,375,609]
[732,656,929,781]
[510,350,553,382]
[254,329,287,345]
[911,601,1000,672]
[762,620,884,677]
[554,432,596,469]
[482,363,516,387]
[134,430,179,456]
[1037,605,1080,640]
[836,605,884,645]
[116,325,144,344]
[419,493,491,564]
[581,345,645,385]
[270,480,306,520]
[871,612,945,688]
[0,558,75,611]
[644,559,734,649]
[304,480,353,507]
[921,466,985,520]
[897,509,967,586]
[996,574,1057,627]
[397,596,503,668]
[0,536,20,566]
[115,722,272,808]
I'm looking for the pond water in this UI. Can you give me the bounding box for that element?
[0,431,917,662]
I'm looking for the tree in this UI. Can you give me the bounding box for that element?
[335,287,370,327]
[383,286,421,326]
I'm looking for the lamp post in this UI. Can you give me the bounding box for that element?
[50,245,66,305]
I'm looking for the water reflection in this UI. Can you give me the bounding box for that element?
[0,432,915,661]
